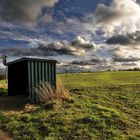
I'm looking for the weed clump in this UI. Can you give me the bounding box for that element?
[34,80,74,109]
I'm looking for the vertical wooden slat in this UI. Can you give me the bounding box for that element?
[34,62,38,101]
[49,63,51,83]
[45,62,48,82]
[51,63,54,87]
[28,61,31,98]
[42,62,45,82]
[52,63,56,88]
[51,63,53,86]
[47,63,50,82]
[38,62,41,83]
[31,61,35,100]
[54,63,56,88]
[35,62,38,86]
[44,62,46,82]
[28,60,56,101]
[49,63,51,84]
[49,63,52,84]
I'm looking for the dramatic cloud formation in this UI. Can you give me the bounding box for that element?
[0,0,140,71]
[106,35,130,45]
[111,46,140,63]
[106,31,140,46]
[66,57,117,72]
[0,0,59,26]
[71,60,94,66]
[95,0,140,34]
[0,36,96,57]
[113,52,140,62]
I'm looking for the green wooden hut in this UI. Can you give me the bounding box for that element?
[7,57,57,101]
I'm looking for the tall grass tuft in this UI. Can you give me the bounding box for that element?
[34,80,74,109]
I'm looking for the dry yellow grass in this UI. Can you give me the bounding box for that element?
[34,79,70,103]
[0,82,7,89]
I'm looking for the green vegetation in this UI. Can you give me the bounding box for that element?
[0,80,7,95]
[0,71,140,140]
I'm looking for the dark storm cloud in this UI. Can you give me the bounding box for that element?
[37,37,96,56]
[106,31,140,45]
[121,62,137,66]
[36,44,77,56]
[91,58,108,63]
[0,0,59,25]
[0,36,96,56]
[0,45,76,57]
[106,35,131,45]
[0,47,31,56]
[113,57,140,62]
[137,0,140,3]
[70,60,94,66]
[70,57,110,66]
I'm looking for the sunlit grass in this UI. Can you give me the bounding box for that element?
[0,71,140,140]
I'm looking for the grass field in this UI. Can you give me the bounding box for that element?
[0,71,140,140]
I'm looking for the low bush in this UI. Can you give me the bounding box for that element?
[34,80,74,108]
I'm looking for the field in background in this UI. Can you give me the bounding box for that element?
[0,71,140,140]
[0,80,7,95]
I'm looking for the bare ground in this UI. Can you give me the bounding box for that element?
[0,130,12,140]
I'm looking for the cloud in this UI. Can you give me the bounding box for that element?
[0,47,31,56]
[113,56,140,62]
[106,35,130,45]
[71,36,96,50]
[0,36,96,57]
[95,0,140,34]
[0,0,59,26]
[91,57,109,63]
[112,46,140,62]
[106,31,140,45]
[34,37,96,56]
[70,60,94,66]
[121,62,138,66]
[68,57,114,71]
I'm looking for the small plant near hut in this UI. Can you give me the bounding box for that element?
[34,80,74,110]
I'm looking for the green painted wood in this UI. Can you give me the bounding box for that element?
[34,62,38,101]
[49,63,51,84]
[31,61,36,100]
[53,63,56,87]
[28,61,56,101]
[35,62,38,86]
[51,63,54,87]
[54,63,56,88]
[38,62,41,83]
[47,63,50,82]
[44,62,47,82]
[28,61,31,98]
[51,63,54,86]
[42,62,45,82]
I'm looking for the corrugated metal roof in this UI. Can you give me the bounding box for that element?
[7,57,57,65]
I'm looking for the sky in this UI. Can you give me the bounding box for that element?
[0,0,140,72]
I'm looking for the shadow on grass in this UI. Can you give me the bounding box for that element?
[0,94,29,112]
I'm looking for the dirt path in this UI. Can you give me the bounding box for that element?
[0,130,12,140]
